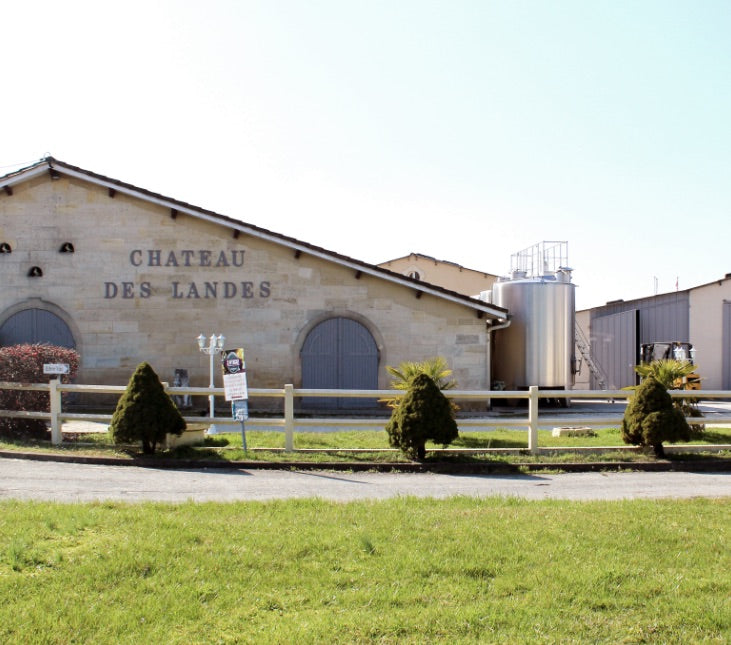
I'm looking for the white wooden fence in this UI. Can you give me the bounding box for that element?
[2,381,731,453]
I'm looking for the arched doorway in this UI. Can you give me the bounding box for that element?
[0,308,76,348]
[301,317,379,409]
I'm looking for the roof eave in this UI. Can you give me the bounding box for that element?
[1,158,509,321]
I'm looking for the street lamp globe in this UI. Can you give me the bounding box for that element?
[197,332,226,434]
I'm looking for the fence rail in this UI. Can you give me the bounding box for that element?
[2,381,731,453]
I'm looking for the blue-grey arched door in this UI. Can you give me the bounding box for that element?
[0,308,76,348]
[301,317,378,409]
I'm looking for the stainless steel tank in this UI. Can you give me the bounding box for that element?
[492,268,575,390]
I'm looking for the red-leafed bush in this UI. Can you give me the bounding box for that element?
[0,344,80,439]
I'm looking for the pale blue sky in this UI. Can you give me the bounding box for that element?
[2,0,729,309]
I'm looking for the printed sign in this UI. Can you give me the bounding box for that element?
[223,373,248,401]
[221,348,248,402]
[221,348,245,375]
[43,363,70,375]
[232,399,249,421]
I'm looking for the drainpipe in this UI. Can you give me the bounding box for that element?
[486,317,511,407]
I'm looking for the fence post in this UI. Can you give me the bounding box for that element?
[49,378,62,445]
[284,384,295,452]
[528,385,539,454]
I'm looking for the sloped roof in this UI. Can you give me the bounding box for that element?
[1,157,508,322]
[378,252,498,278]
[578,273,731,314]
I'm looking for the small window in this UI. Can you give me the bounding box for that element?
[408,270,421,280]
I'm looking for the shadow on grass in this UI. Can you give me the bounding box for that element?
[693,431,731,444]
[451,435,526,449]
[202,437,230,447]
[418,453,525,473]
[667,450,731,462]
[167,445,228,460]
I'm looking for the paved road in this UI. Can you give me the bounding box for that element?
[0,457,729,502]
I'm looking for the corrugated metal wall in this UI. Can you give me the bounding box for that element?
[300,317,379,409]
[590,310,638,389]
[0,308,76,348]
[590,292,690,389]
[636,294,690,343]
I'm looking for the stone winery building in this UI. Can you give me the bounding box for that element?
[0,157,509,409]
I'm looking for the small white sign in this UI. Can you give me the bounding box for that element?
[223,372,248,401]
[232,399,249,421]
[43,363,70,375]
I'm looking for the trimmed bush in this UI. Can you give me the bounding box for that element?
[0,344,79,439]
[385,373,458,460]
[110,362,186,454]
[621,375,690,457]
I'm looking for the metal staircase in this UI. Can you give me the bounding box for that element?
[575,322,608,390]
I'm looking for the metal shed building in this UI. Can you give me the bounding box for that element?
[579,277,731,390]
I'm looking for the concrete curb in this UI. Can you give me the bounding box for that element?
[1,449,729,474]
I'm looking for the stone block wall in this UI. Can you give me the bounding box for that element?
[1,173,492,403]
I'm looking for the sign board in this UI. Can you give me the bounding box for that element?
[232,399,249,421]
[223,373,248,401]
[222,349,250,450]
[43,363,70,375]
[221,348,248,401]
[221,348,245,375]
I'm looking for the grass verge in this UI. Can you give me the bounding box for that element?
[0,497,728,643]
[1,426,730,466]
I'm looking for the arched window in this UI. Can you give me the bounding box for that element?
[300,317,378,409]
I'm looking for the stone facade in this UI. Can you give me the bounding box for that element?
[0,159,508,405]
[378,252,498,298]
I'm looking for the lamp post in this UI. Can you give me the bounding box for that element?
[197,333,225,433]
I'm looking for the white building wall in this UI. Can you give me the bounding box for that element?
[689,277,731,390]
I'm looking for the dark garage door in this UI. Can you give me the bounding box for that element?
[301,317,378,409]
[0,308,76,348]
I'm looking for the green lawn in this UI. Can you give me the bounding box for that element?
[193,424,731,461]
[1,425,730,464]
[0,497,728,643]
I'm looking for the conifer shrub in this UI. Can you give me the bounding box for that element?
[385,372,458,460]
[111,362,186,454]
[621,375,690,457]
[634,358,705,437]
[0,344,79,439]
